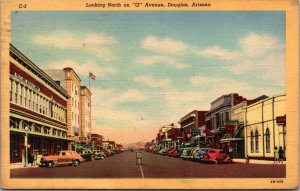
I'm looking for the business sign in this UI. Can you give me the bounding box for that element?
[191,129,200,136]
[14,72,40,91]
[79,137,87,141]
[276,115,286,125]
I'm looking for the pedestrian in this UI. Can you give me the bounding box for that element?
[228,146,233,158]
[28,153,34,166]
[274,146,279,164]
[278,146,284,164]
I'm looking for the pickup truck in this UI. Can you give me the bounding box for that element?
[39,150,84,167]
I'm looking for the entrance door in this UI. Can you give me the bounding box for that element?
[10,135,22,163]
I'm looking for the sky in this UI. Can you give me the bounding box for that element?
[11,11,285,145]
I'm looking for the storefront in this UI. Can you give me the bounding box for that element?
[10,133,68,163]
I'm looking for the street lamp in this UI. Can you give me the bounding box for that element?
[24,125,29,167]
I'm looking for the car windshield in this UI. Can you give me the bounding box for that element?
[200,148,208,151]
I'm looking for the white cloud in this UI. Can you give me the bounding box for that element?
[134,76,170,88]
[44,60,117,79]
[136,55,189,69]
[199,45,240,60]
[91,88,148,122]
[228,54,285,85]
[198,33,283,60]
[33,31,117,61]
[238,33,282,56]
[142,36,188,55]
[117,89,147,102]
[190,75,249,95]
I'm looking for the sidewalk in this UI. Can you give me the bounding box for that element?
[233,158,286,165]
[10,162,39,169]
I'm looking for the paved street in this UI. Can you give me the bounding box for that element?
[11,151,285,178]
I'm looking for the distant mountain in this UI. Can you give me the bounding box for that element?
[124,141,146,149]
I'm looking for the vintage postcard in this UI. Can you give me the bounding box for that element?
[0,0,299,189]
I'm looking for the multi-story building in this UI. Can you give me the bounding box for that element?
[205,93,249,148]
[221,95,267,158]
[45,68,92,149]
[91,133,104,150]
[178,110,207,145]
[9,45,70,163]
[166,127,184,149]
[158,124,177,149]
[245,94,286,160]
[80,86,92,141]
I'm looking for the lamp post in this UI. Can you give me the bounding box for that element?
[24,125,29,167]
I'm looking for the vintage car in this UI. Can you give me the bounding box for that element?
[102,149,111,157]
[158,148,169,155]
[39,150,84,167]
[166,148,177,156]
[188,147,200,160]
[93,150,107,160]
[171,149,180,157]
[193,147,210,162]
[181,147,199,160]
[152,148,161,154]
[78,149,96,161]
[180,147,192,160]
[201,149,232,164]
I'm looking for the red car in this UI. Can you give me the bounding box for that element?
[202,149,232,164]
[166,148,176,156]
[171,149,180,157]
[102,149,110,157]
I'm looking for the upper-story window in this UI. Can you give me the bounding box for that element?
[250,131,254,153]
[255,130,259,153]
[266,128,271,153]
[225,112,230,121]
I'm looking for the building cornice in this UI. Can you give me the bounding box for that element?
[10,44,68,98]
[63,67,82,83]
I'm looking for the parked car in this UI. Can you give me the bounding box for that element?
[193,147,210,162]
[181,147,199,160]
[101,149,110,157]
[166,148,177,156]
[180,147,192,160]
[39,150,84,167]
[158,148,169,155]
[188,147,200,160]
[78,149,96,161]
[171,149,180,157]
[94,150,107,160]
[202,149,232,164]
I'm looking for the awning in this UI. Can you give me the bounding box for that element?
[220,138,244,142]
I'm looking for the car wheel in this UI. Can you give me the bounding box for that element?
[73,159,80,166]
[47,161,54,168]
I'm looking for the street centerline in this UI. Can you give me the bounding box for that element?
[139,164,144,178]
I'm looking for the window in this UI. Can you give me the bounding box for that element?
[20,85,23,105]
[266,128,271,153]
[10,80,13,101]
[250,131,254,153]
[225,112,230,121]
[15,82,18,103]
[24,87,27,107]
[255,130,259,152]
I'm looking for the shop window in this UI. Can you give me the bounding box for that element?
[250,131,254,153]
[266,128,271,153]
[255,130,259,153]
